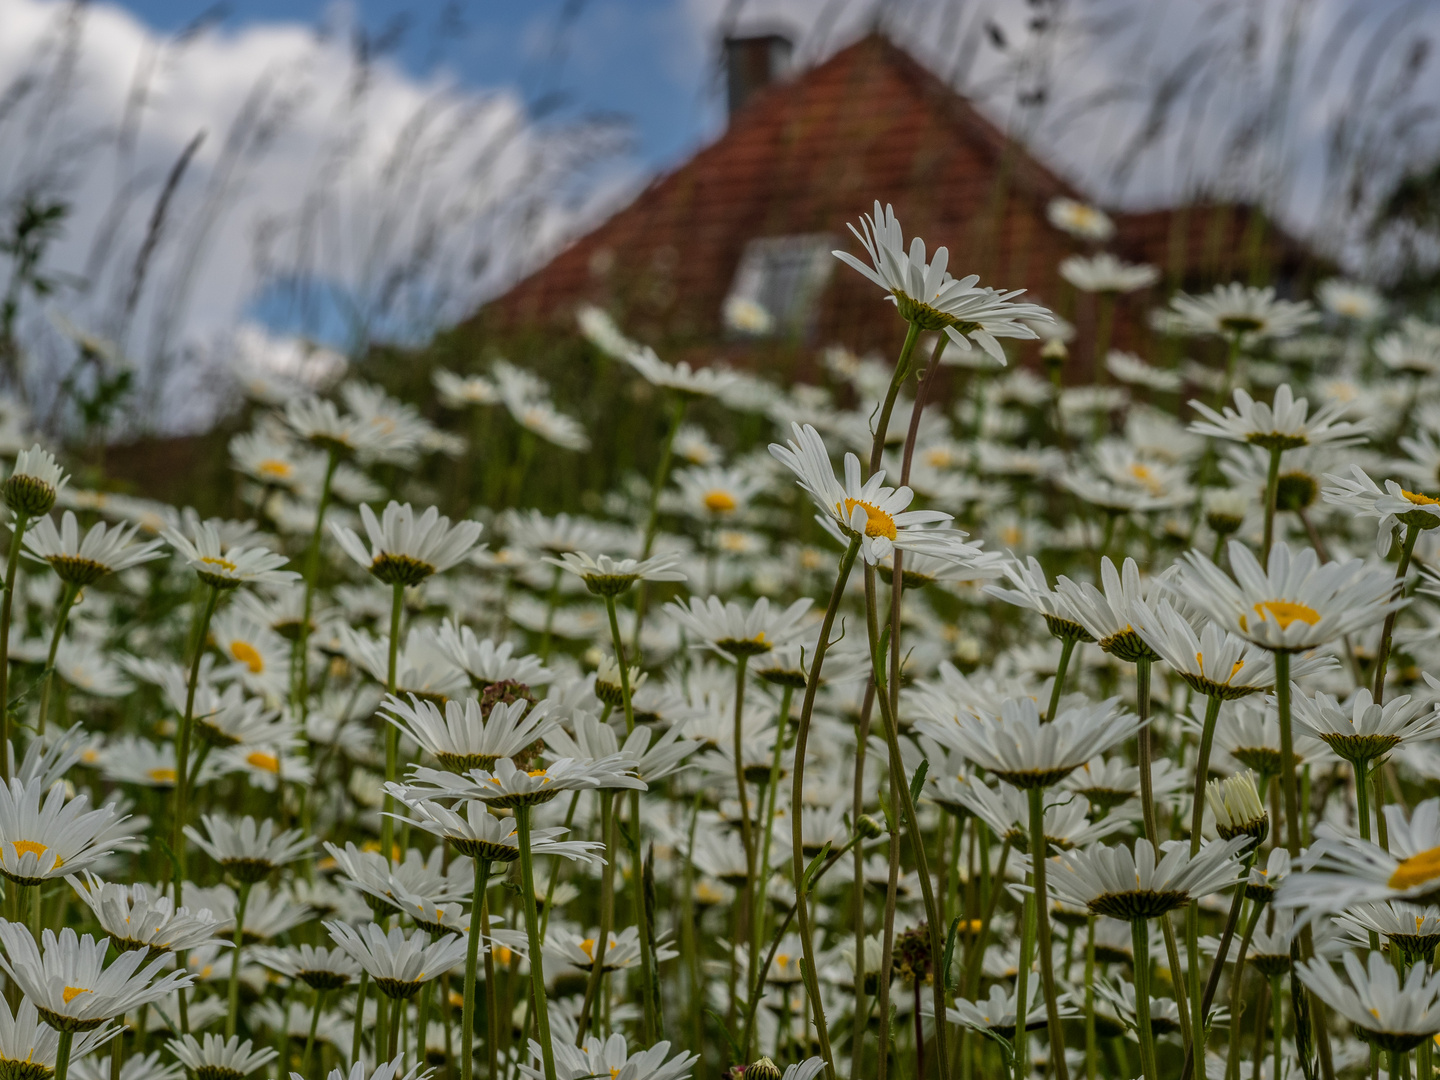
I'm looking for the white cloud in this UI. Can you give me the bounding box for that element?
[0,0,628,431]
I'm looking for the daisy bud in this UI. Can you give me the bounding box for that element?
[743,1058,783,1080]
[593,656,646,708]
[1041,337,1068,365]
[1206,771,1268,844]
[856,814,884,840]
[1202,488,1248,538]
[4,444,66,517]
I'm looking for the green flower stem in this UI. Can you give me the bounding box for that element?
[1186,695,1223,1078]
[790,535,862,1079]
[963,839,1012,1001]
[380,580,404,864]
[1028,787,1069,1075]
[54,1030,73,1080]
[1045,637,1078,722]
[1218,331,1243,407]
[351,971,370,1064]
[729,653,758,1027]
[515,805,557,1080]
[577,791,614,1041]
[1261,445,1283,556]
[1227,900,1264,1080]
[303,987,326,1078]
[416,979,432,1070]
[461,856,492,1080]
[1274,651,1300,856]
[603,597,635,735]
[876,807,901,1080]
[1271,974,1283,1080]
[1132,919,1159,1080]
[172,584,222,899]
[1085,916,1097,1080]
[1014,884,1035,1080]
[628,396,688,655]
[1372,523,1418,704]
[293,446,339,715]
[35,581,78,736]
[225,880,253,1038]
[0,508,29,782]
[864,564,954,1080]
[753,684,793,966]
[481,888,500,1080]
[1181,848,1259,1080]
[851,676,876,1077]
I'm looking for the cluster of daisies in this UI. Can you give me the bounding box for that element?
[1,194,1439,1080]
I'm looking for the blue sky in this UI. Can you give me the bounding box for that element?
[111,0,724,175]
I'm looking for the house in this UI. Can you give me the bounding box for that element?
[471,33,1316,377]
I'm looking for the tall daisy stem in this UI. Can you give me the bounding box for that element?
[577,791,614,1040]
[1028,787,1069,1075]
[515,805,557,1080]
[1132,919,1158,1080]
[1371,524,1418,704]
[380,580,404,863]
[54,1030,73,1080]
[35,581,78,736]
[462,856,492,1080]
[226,880,253,1038]
[730,652,758,1036]
[1045,636,1077,722]
[1261,446,1283,556]
[1187,695,1223,1077]
[791,535,861,1078]
[628,396,687,654]
[293,446,339,715]
[0,509,28,781]
[303,987,325,1077]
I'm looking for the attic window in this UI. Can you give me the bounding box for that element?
[722,234,835,339]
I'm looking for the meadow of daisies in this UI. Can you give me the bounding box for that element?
[4,194,1440,1080]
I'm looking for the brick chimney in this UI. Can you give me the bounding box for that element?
[724,33,793,118]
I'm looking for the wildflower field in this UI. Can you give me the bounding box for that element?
[5,174,1440,1080]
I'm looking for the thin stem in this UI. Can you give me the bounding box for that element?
[303,987,325,1077]
[791,536,862,1078]
[380,580,405,863]
[54,1030,73,1080]
[1228,900,1264,1080]
[1261,446,1283,556]
[752,684,793,984]
[0,510,28,781]
[628,396,688,654]
[1372,524,1418,704]
[1045,637,1077,722]
[537,565,563,664]
[1029,786,1068,1075]
[1188,695,1223,1078]
[1133,919,1158,1080]
[1085,916,1097,1080]
[351,972,370,1065]
[1271,974,1284,1080]
[36,581,78,736]
[851,677,876,1080]
[462,856,491,1080]
[225,881,253,1038]
[1275,651,1299,857]
[1014,885,1034,1080]
[515,805,556,1080]
[577,792,614,1040]
[172,584,221,898]
[481,884,499,1080]
[868,323,922,475]
[730,653,757,1035]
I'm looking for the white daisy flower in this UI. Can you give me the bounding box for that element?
[5,445,68,517]
[984,555,1092,643]
[432,368,500,408]
[1317,278,1383,322]
[1322,464,1440,555]
[1205,771,1268,841]
[1335,901,1440,965]
[1053,556,1163,663]
[542,709,701,786]
[832,201,1052,362]
[0,923,192,1032]
[381,693,555,773]
[22,511,164,586]
[68,874,226,958]
[331,502,483,587]
[324,922,466,1000]
[385,795,601,867]
[182,815,313,884]
[672,465,768,518]
[946,977,1075,1036]
[432,622,550,688]
[663,595,813,659]
[1048,836,1251,920]
[916,695,1139,789]
[1290,686,1440,765]
[544,551,687,598]
[167,1035,277,1080]
[0,777,127,886]
[1188,385,1367,452]
[1046,197,1115,241]
[767,422,971,565]
[577,305,736,399]
[401,755,631,809]
[1105,350,1182,392]
[1279,798,1440,912]
[1172,540,1399,651]
[505,397,591,451]
[161,520,298,591]
[1131,597,1281,699]
[0,998,117,1078]
[1296,950,1440,1053]
[519,1030,698,1080]
[249,944,361,991]
[1059,253,1159,294]
[1165,283,1318,344]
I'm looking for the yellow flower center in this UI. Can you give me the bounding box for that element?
[494,946,512,966]
[200,556,237,573]
[1249,599,1321,630]
[703,490,737,513]
[838,498,897,540]
[231,641,264,674]
[1128,463,1161,493]
[10,840,55,865]
[148,767,177,784]
[925,448,953,468]
[62,987,90,1005]
[256,459,293,480]
[1403,489,1440,506]
[246,751,281,773]
[1001,526,1022,547]
[1390,846,1440,890]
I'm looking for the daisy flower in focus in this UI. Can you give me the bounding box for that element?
[545,551,687,598]
[664,596,813,659]
[162,520,297,592]
[832,201,1052,363]
[325,922,465,1001]
[1322,464,1440,555]
[332,502,483,588]
[5,445,68,518]
[1048,836,1251,920]
[0,777,127,887]
[1291,687,1440,765]
[183,814,313,884]
[1296,950,1440,1053]
[167,1034,277,1080]
[1189,385,1366,452]
[1277,798,1440,912]
[1173,540,1399,652]
[23,511,165,586]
